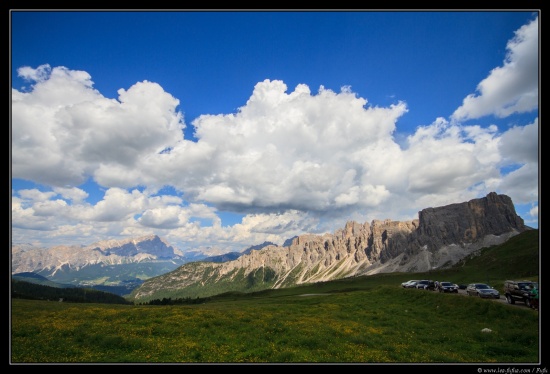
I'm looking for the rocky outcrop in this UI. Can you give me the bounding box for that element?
[131,192,529,301]
[411,192,525,250]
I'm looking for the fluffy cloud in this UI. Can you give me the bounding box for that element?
[12,64,185,187]
[498,118,539,164]
[451,16,538,122]
[139,79,408,214]
[11,14,539,252]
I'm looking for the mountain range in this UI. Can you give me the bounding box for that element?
[11,192,530,300]
[12,234,197,295]
[128,192,530,302]
[11,233,274,295]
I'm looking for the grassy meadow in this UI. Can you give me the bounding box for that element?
[11,230,540,364]
[11,284,540,363]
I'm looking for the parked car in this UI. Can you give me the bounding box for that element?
[503,280,538,306]
[438,281,459,293]
[415,280,435,290]
[401,280,420,288]
[466,283,500,299]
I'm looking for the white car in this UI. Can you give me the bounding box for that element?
[401,280,420,288]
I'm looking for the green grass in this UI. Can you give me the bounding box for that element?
[10,229,540,363]
[11,285,539,363]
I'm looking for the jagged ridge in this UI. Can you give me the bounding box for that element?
[130,192,529,302]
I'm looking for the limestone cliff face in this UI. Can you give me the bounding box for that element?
[131,192,529,301]
[414,192,525,247]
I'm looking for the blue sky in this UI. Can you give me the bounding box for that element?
[10,10,539,255]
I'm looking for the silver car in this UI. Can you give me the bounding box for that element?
[401,280,420,288]
[466,283,500,299]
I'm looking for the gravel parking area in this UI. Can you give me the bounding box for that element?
[455,288,530,308]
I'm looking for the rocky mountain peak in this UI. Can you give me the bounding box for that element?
[130,192,531,302]
[85,234,176,258]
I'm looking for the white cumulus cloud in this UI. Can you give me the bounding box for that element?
[11,15,539,251]
[452,16,538,122]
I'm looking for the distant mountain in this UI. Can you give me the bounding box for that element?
[282,237,297,247]
[129,192,532,302]
[241,241,277,255]
[200,242,279,263]
[11,235,279,296]
[11,234,209,294]
[201,252,242,263]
